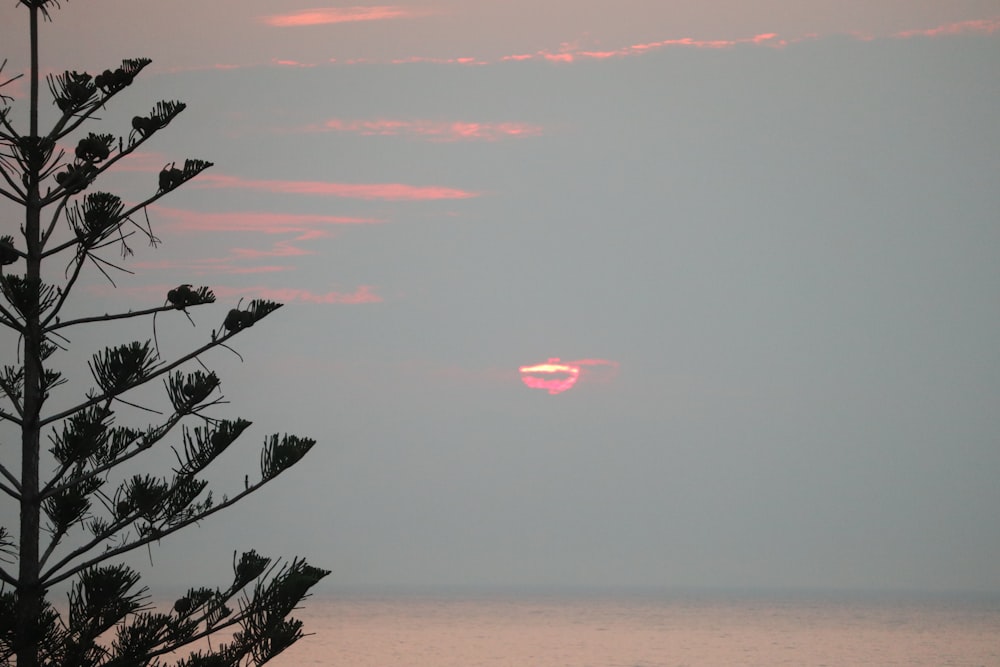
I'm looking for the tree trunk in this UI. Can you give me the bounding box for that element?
[15,6,43,666]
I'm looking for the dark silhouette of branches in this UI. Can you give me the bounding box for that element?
[0,4,328,666]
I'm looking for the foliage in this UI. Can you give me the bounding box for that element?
[0,3,328,666]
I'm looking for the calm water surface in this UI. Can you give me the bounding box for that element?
[269,591,1000,666]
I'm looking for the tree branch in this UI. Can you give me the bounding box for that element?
[0,406,24,426]
[45,70,152,145]
[46,303,192,333]
[0,311,24,333]
[41,410,184,499]
[38,107,175,213]
[42,479,268,587]
[38,247,85,329]
[0,288,25,331]
[0,472,21,499]
[41,183,180,259]
[39,192,69,250]
[37,524,69,571]
[39,326,245,428]
[0,182,26,205]
[0,165,27,203]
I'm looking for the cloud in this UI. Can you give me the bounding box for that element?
[90,283,380,305]
[387,56,488,66]
[312,19,998,68]
[314,118,543,141]
[137,206,381,274]
[500,32,789,64]
[272,59,319,68]
[230,240,313,259]
[894,18,1000,39]
[150,206,381,235]
[106,151,176,173]
[260,6,423,28]
[130,259,297,275]
[195,174,480,201]
[212,284,382,304]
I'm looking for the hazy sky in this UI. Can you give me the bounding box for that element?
[2,1,1000,595]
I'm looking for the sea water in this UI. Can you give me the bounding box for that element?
[268,591,1000,666]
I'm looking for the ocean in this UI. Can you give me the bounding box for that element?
[266,590,1000,666]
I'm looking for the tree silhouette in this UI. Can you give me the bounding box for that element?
[0,2,328,665]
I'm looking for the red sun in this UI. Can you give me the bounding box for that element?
[519,358,580,395]
[518,358,619,395]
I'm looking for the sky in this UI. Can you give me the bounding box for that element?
[1,1,1000,595]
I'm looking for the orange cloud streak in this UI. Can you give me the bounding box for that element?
[317,118,543,141]
[195,174,480,201]
[260,6,418,27]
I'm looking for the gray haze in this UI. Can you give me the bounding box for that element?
[1,2,999,595]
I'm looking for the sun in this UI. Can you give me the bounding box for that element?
[518,358,581,395]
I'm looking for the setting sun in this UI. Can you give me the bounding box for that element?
[519,358,581,395]
[519,358,620,395]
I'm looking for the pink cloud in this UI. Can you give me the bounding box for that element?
[106,151,175,174]
[134,206,384,275]
[160,63,246,74]
[315,118,543,141]
[333,19,996,68]
[260,6,421,27]
[212,284,382,304]
[88,282,379,305]
[230,240,314,259]
[223,265,295,274]
[125,258,298,276]
[894,18,1000,39]
[150,206,381,235]
[195,174,480,201]
[273,58,318,68]
[388,56,488,66]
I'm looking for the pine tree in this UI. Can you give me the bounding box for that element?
[0,2,329,665]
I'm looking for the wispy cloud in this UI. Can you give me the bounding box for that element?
[229,240,313,259]
[894,18,1000,39]
[144,206,380,273]
[313,118,543,141]
[106,151,177,173]
[317,19,999,68]
[130,258,298,275]
[195,174,480,201]
[92,283,380,305]
[260,6,424,28]
[500,32,789,64]
[151,206,381,234]
[272,58,319,68]
[213,284,382,304]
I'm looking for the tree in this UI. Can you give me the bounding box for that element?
[0,2,329,665]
